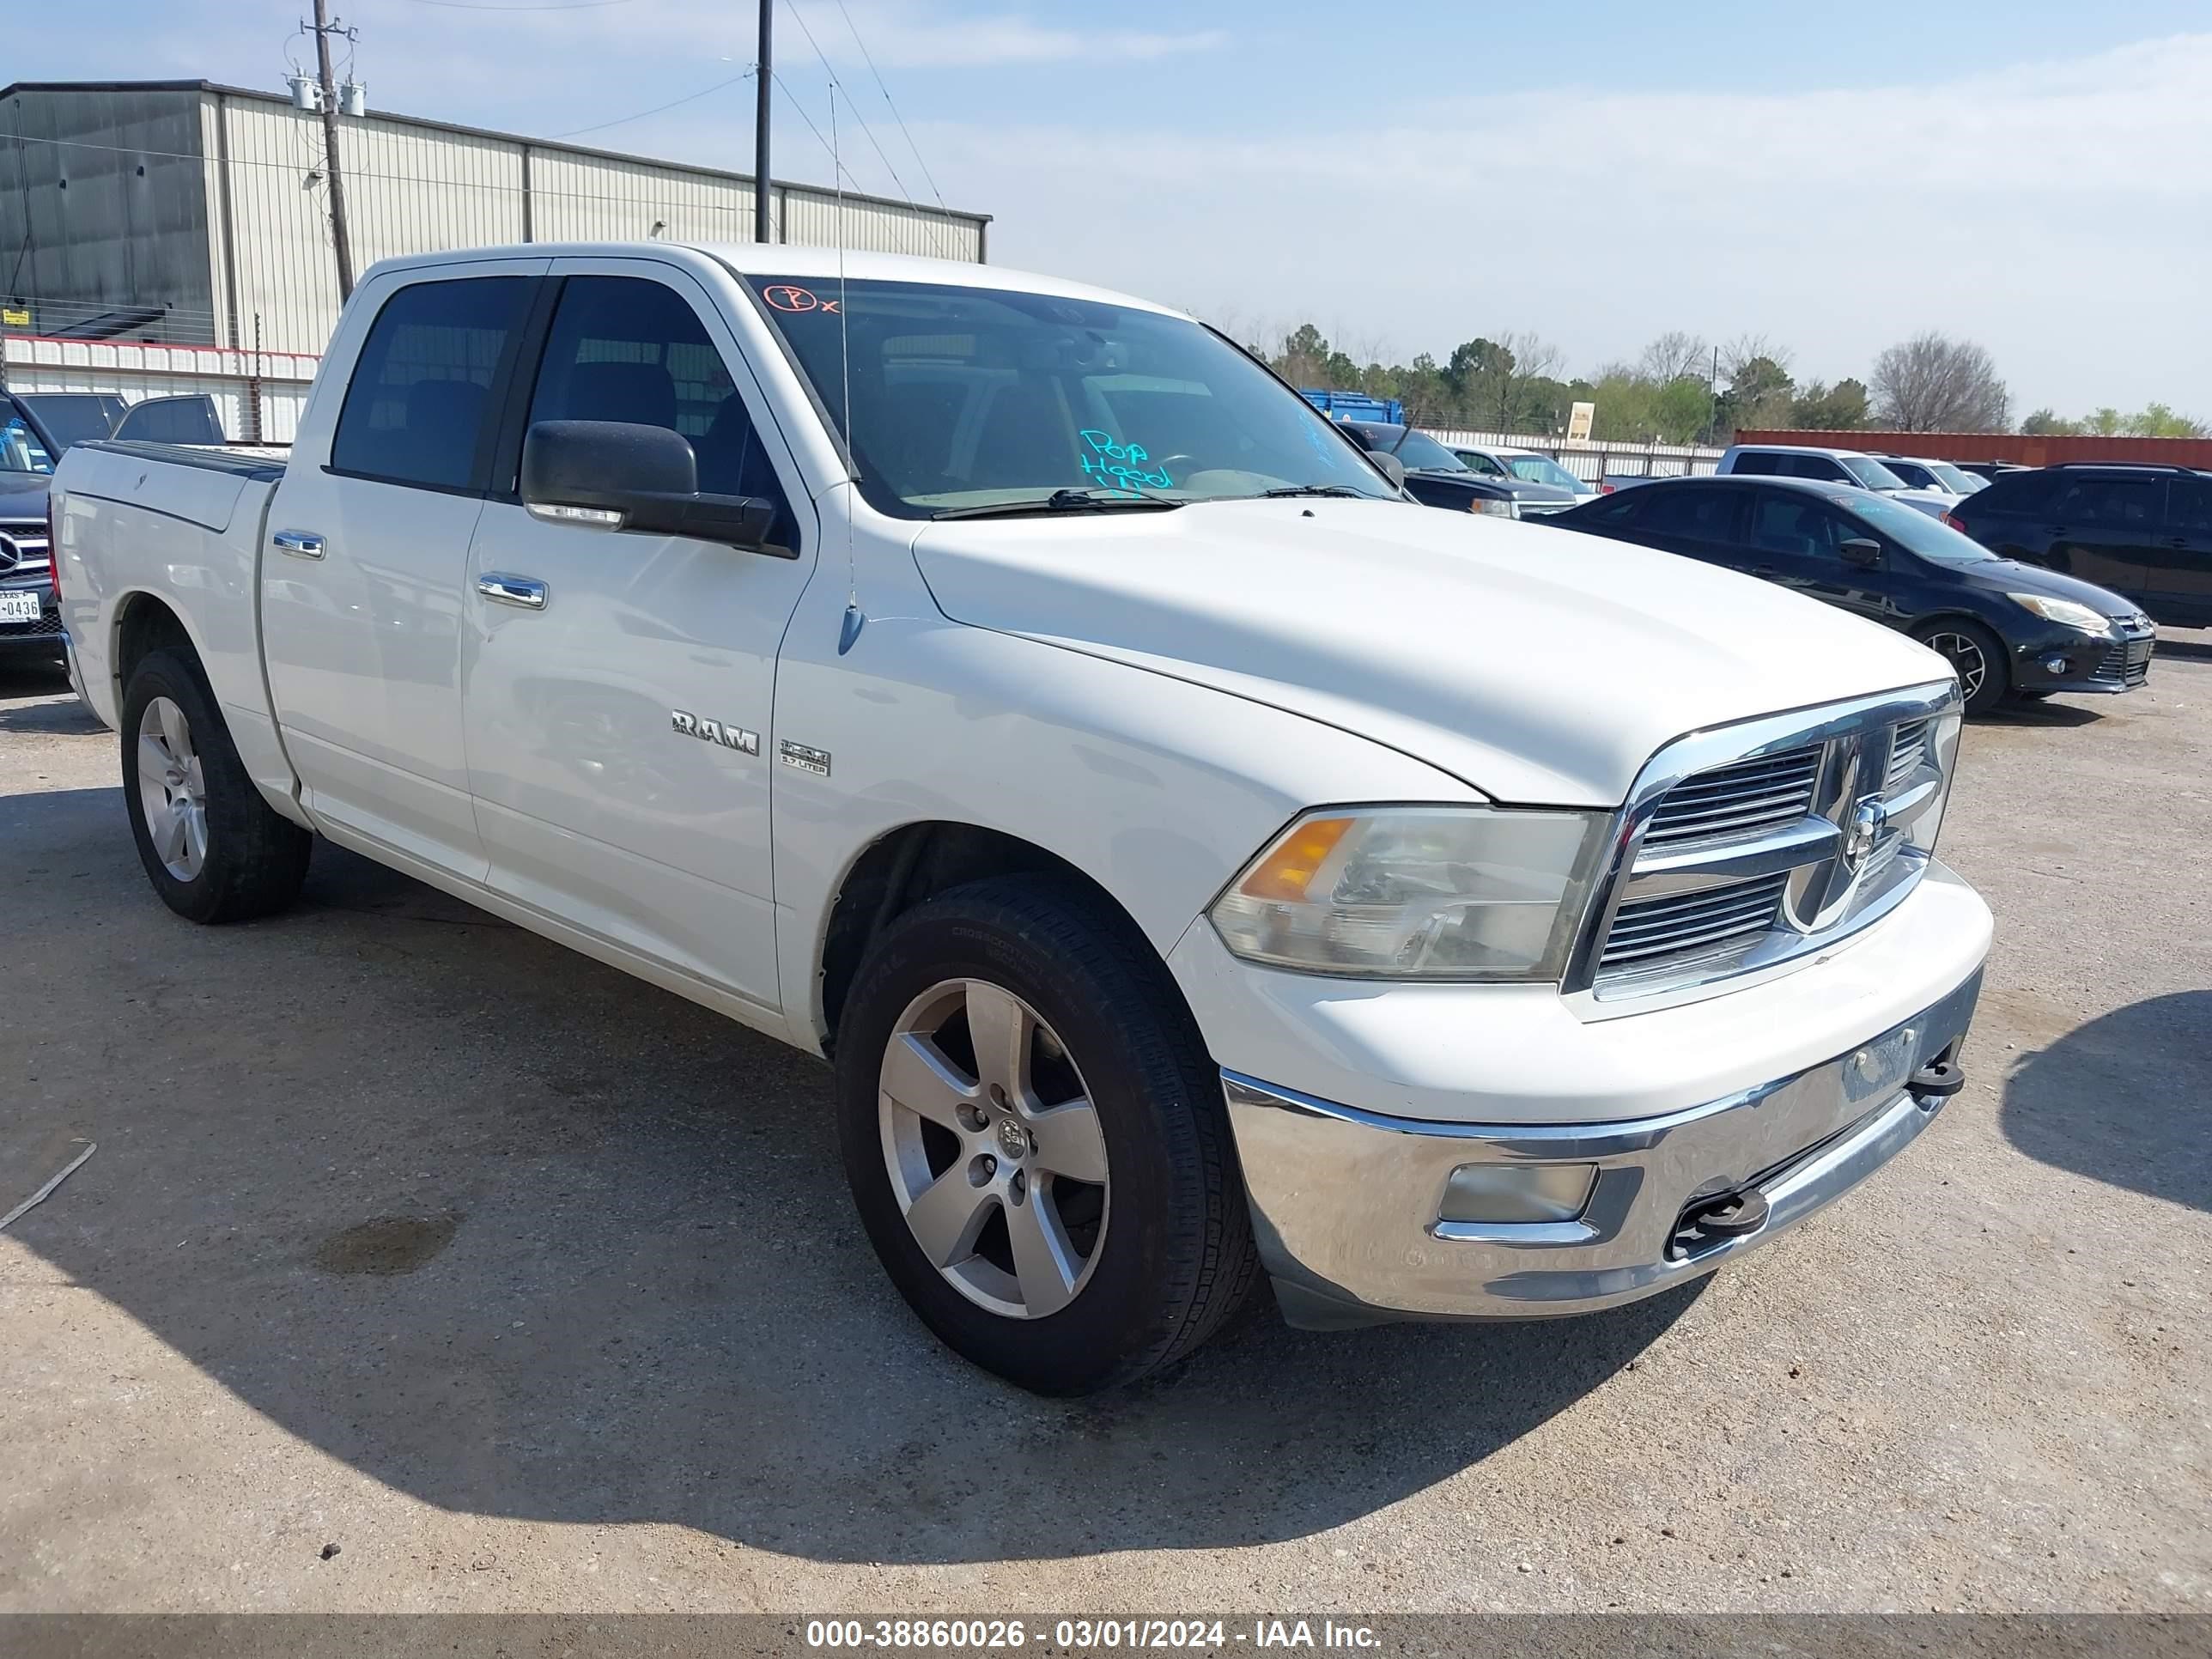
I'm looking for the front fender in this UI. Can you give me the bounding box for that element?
[769,615,1485,1051]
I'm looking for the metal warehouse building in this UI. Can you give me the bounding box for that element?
[1,79,991,434]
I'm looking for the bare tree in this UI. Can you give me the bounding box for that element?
[1870,332,2010,432]
[1637,331,1711,386]
[1717,332,1794,385]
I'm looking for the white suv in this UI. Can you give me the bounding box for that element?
[1717,445,1960,518]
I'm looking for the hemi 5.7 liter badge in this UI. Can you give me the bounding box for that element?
[779,739,831,776]
[671,710,759,755]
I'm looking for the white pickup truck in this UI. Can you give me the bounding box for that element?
[52,242,1991,1394]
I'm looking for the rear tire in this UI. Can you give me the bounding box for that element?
[834,875,1260,1395]
[121,648,312,922]
[1913,618,2008,714]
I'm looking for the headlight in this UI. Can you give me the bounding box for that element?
[1473,497,1518,518]
[1208,807,1606,980]
[2009,592,2110,632]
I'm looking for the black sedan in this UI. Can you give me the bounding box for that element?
[1339,422,1523,518]
[1547,474,2154,714]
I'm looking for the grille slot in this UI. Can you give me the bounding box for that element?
[1639,746,1820,848]
[1597,872,1790,978]
[1884,720,1929,792]
[2094,637,2153,688]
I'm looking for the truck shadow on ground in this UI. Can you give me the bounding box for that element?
[9,784,1696,1565]
[2001,990,2212,1217]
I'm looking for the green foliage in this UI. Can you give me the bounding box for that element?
[1790,379,1869,431]
[2023,404,2207,438]
[1263,320,2197,445]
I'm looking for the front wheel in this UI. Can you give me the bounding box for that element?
[122,648,313,922]
[1914,619,2009,715]
[835,876,1259,1394]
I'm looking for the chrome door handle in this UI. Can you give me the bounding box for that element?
[272,529,325,559]
[477,573,548,611]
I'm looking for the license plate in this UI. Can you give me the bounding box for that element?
[0,591,42,623]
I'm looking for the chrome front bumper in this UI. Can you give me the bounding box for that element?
[1224,966,1983,1328]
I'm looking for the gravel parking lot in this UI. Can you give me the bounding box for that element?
[1,640,2206,1615]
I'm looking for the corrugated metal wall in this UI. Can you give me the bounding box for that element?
[3,84,988,362]
[0,86,220,343]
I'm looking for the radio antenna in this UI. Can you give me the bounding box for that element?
[833,74,863,653]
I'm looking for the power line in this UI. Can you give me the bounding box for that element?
[769,69,871,199]
[551,70,755,138]
[397,0,632,11]
[830,0,947,215]
[785,0,914,210]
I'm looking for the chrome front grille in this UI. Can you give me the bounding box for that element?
[1639,746,1821,848]
[1598,872,1790,981]
[1573,685,1960,1009]
[0,527,50,577]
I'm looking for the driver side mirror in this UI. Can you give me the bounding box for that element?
[1367,451,1408,490]
[1838,536,1882,568]
[520,420,787,555]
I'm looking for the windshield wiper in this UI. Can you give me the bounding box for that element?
[932,488,1182,521]
[1257,483,1371,499]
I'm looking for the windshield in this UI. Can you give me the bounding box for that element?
[1838,489,1996,563]
[2,412,54,475]
[1840,455,1910,491]
[1928,461,1983,493]
[1389,428,1472,473]
[1508,455,1584,490]
[742,276,1395,516]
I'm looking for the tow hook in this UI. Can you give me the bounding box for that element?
[1907,1056,1966,1103]
[1668,1188,1771,1261]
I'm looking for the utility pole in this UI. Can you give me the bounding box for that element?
[307,0,356,300]
[753,0,774,242]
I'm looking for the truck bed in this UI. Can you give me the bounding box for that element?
[55,439,295,806]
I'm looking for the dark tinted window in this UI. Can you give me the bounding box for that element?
[1576,493,1642,526]
[1750,492,1856,559]
[113,397,225,445]
[527,276,797,546]
[1729,451,1788,477]
[2168,477,2212,536]
[331,276,531,489]
[19,393,121,451]
[1884,460,1933,487]
[2051,474,2164,527]
[1634,484,1742,540]
[1973,468,2059,513]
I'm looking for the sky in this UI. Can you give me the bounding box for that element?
[12,0,2212,416]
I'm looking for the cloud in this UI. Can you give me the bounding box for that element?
[340,0,1224,70]
[890,33,2212,412]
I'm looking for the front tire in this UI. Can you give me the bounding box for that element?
[835,875,1259,1395]
[121,648,312,922]
[1914,618,2008,714]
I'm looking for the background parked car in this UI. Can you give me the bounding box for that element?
[0,435,57,665]
[1340,422,1521,516]
[1717,444,1960,519]
[1449,443,1589,514]
[1877,455,1988,495]
[1547,474,2154,713]
[1943,463,2212,630]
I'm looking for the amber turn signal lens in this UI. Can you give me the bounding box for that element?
[1237,815,1352,902]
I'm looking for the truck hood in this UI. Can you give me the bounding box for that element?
[910,499,1949,806]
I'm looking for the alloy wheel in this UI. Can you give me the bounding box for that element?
[136,695,209,881]
[878,978,1110,1319]
[1923,631,1987,702]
